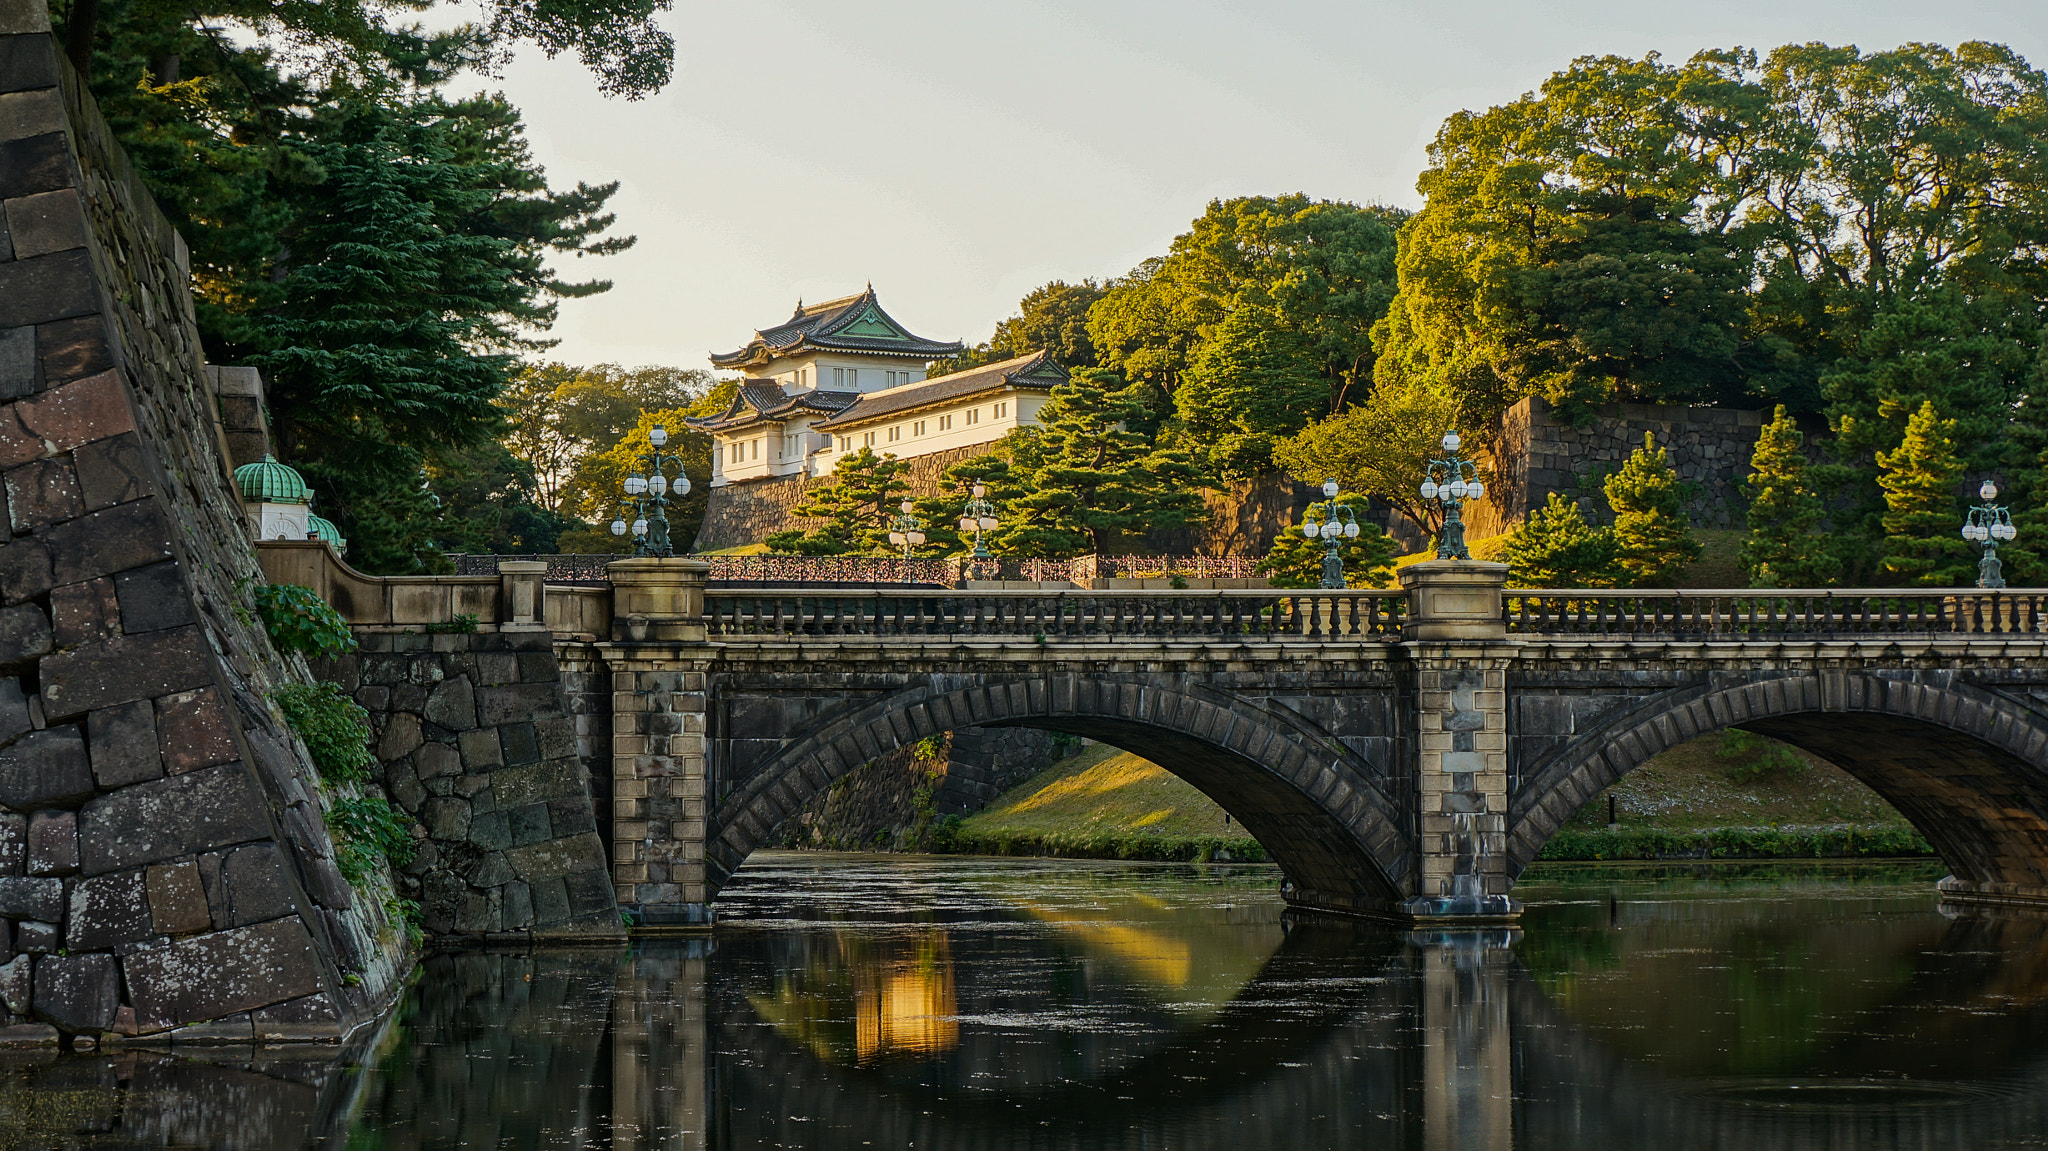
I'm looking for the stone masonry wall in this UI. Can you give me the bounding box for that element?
[782,726,1060,850]
[0,14,409,1041]
[322,633,619,938]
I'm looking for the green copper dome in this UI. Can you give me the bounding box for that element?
[307,514,347,555]
[233,455,311,504]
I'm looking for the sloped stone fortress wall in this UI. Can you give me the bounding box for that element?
[321,632,619,937]
[0,10,410,1040]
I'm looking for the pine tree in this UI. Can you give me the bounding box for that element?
[1504,493,1623,587]
[997,370,1207,558]
[1877,401,1973,585]
[1740,406,1842,587]
[766,449,910,556]
[1254,495,1397,588]
[1175,302,1330,478]
[1604,432,1702,587]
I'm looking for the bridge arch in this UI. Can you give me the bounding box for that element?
[1507,671,2048,902]
[706,675,1412,916]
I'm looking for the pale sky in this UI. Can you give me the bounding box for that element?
[460,0,2048,376]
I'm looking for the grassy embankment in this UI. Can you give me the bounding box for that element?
[946,729,1932,864]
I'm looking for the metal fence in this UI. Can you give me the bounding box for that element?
[705,589,1406,640]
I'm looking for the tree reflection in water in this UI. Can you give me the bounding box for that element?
[0,855,2047,1149]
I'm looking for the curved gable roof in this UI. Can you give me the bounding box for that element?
[710,286,964,368]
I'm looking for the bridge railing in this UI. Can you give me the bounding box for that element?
[1504,589,2048,638]
[704,588,1407,640]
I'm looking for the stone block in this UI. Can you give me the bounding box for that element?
[40,626,209,720]
[79,764,269,875]
[534,716,576,760]
[0,601,49,668]
[1,188,83,259]
[377,712,422,762]
[529,876,570,926]
[506,831,605,883]
[33,953,117,1032]
[25,809,74,875]
[414,741,460,779]
[0,725,90,809]
[547,797,596,837]
[564,869,614,915]
[67,869,150,949]
[0,679,25,751]
[43,498,171,587]
[34,316,111,385]
[220,842,294,927]
[469,811,510,851]
[492,760,577,809]
[422,796,470,841]
[0,38,59,95]
[502,880,533,928]
[47,578,115,647]
[0,537,49,605]
[500,723,538,767]
[0,133,70,205]
[469,851,514,887]
[87,700,161,787]
[458,727,502,769]
[112,562,193,633]
[145,861,209,936]
[153,686,237,774]
[424,676,475,732]
[71,433,151,509]
[508,802,551,846]
[0,812,20,875]
[0,327,28,400]
[13,918,52,952]
[0,875,61,919]
[5,457,79,532]
[0,954,26,1014]
[0,246,93,332]
[252,993,340,1041]
[481,684,557,727]
[516,653,558,684]
[122,918,323,1028]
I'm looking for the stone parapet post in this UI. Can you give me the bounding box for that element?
[1400,560,1521,922]
[498,560,547,631]
[608,558,711,642]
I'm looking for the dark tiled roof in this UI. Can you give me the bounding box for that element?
[814,350,1067,431]
[709,286,964,367]
[684,385,858,433]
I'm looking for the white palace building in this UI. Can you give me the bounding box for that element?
[688,287,1069,487]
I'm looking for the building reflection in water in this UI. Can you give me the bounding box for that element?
[4,859,2048,1149]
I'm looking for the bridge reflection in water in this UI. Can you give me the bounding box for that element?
[2,856,2047,1148]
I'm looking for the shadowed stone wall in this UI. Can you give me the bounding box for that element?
[321,633,620,939]
[781,727,1061,850]
[0,12,412,1041]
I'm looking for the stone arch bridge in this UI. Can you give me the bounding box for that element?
[264,544,2048,926]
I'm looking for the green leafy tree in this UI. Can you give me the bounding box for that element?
[994,370,1206,557]
[1741,406,1842,587]
[1273,379,1464,539]
[1604,433,1701,587]
[932,281,1105,375]
[1876,401,1973,585]
[766,449,912,556]
[1175,303,1330,478]
[1254,496,1397,588]
[1504,493,1623,588]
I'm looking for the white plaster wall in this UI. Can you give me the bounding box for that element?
[814,390,1048,473]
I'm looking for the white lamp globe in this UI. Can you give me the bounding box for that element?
[610,519,627,536]
[624,474,647,496]
[1442,431,1462,452]
[1322,479,1339,499]
[909,531,926,545]
[1962,524,1982,541]
[972,483,988,498]
[648,473,668,497]
[1321,521,1340,540]
[1997,522,2017,540]
[1468,479,1486,500]
[1420,480,1440,500]
[1302,519,1318,536]
[675,475,691,496]
[900,500,915,514]
[1343,522,1360,538]
[1981,480,1999,501]
[1447,478,1469,499]
[979,516,998,531]
[960,518,975,532]
[649,425,668,448]
[632,518,648,536]
[889,531,905,546]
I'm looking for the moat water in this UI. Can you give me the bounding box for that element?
[4,852,2048,1149]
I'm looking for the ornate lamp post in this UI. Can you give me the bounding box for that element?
[887,499,927,561]
[1300,479,1361,589]
[958,483,1000,558]
[1963,480,2018,589]
[607,424,692,558]
[1419,430,1486,560]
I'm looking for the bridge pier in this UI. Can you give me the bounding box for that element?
[1398,563,1523,923]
